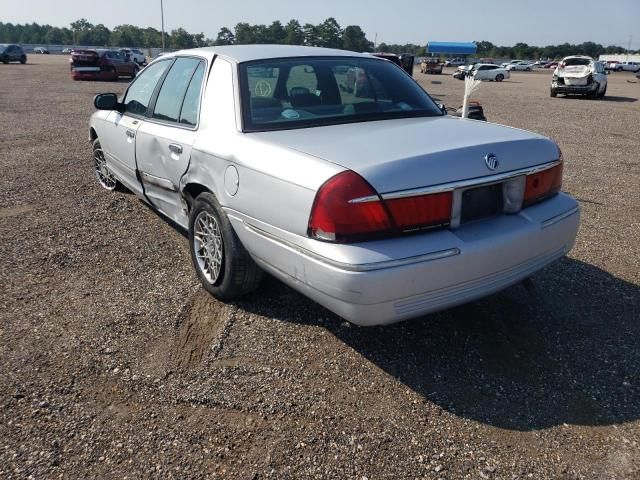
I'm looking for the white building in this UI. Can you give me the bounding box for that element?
[599,54,640,62]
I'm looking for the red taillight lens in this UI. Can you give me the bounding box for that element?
[523,163,563,207]
[385,192,452,230]
[308,171,453,243]
[308,171,392,242]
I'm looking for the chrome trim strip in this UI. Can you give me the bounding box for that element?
[375,160,561,201]
[243,222,461,272]
[140,172,177,191]
[348,195,379,204]
[541,206,579,228]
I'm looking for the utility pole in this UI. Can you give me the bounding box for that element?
[627,35,632,61]
[161,0,165,51]
[374,32,377,51]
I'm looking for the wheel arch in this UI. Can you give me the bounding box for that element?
[182,182,215,213]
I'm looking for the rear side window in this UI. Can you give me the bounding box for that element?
[123,59,171,116]
[178,61,206,126]
[152,57,201,123]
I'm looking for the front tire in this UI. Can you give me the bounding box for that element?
[189,193,262,300]
[599,85,607,98]
[495,73,504,82]
[92,139,118,191]
[550,87,557,97]
[20,56,26,64]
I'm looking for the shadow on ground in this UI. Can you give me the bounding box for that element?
[238,257,640,431]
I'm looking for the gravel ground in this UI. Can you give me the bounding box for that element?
[1,56,639,479]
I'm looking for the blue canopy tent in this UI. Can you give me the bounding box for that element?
[426,41,477,56]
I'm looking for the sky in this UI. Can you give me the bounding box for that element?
[1,0,639,48]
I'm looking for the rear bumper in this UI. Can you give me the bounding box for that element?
[71,69,116,81]
[229,193,580,326]
[552,81,598,94]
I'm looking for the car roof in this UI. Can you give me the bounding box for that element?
[562,55,593,60]
[170,44,372,63]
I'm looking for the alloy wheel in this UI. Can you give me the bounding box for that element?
[93,147,117,191]
[193,211,224,284]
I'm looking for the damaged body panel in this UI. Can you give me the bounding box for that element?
[551,55,607,98]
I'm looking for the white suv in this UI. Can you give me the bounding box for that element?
[120,48,146,65]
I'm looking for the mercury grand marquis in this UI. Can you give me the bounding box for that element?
[89,45,580,326]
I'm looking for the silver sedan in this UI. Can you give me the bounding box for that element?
[89,45,579,326]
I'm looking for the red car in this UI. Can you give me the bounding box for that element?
[70,49,139,81]
[544,61,559,69]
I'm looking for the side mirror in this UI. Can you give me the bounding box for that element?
[437,103,447,114]
[94,93,120,111]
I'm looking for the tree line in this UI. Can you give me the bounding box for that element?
[0,19,633,59]
[0,18,372,51]
[474,40,630,60]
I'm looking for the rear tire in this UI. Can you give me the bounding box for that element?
[20,56,26,64]
[189,193,262,301]
[495,73,504,82]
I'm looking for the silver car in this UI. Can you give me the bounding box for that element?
[90,45,580,326]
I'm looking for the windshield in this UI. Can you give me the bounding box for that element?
[0,44,7,53]
[564,58,591,66]
[239,57,442,132]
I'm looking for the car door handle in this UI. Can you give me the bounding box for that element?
[125,130,135,138]
[168,143,183,154]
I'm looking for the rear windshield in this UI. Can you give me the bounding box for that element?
[564,58,591,66]
[239,57,442,132]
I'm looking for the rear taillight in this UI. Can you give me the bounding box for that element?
[308,171,452,243]
[385,193,452,230]
[523,162,563,207]
[308,171,392,242]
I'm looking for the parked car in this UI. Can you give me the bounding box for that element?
[120,48,147,65]
[372,52,414,76]
[471,63,510,81]
[420,58,443,74]
[62,48,73,54]
[70,49,139,80]
[551,55,607,98]
[544,61,558,69]
[506,61,533,71]
[33,47,50,54]
[615,61,640,72]
[445,57,465,67]
[89,45,579,326]
[500,60,523,68]
[0,44,27,64]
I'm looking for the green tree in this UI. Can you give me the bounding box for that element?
[316,17,342,49]
[283,20,304,45]
[267,21,286,44]
[234,23,256,44]
[92,24,111,46]
[169,27,195,48]
[215,27,235,45]
[342,25,371,52]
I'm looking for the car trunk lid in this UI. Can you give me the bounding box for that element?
[71,50,100,68]
[250,116,559,195]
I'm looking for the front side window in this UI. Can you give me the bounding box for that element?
[123,59,171,116]
[240,57,442,132]
[152,57,202,123]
